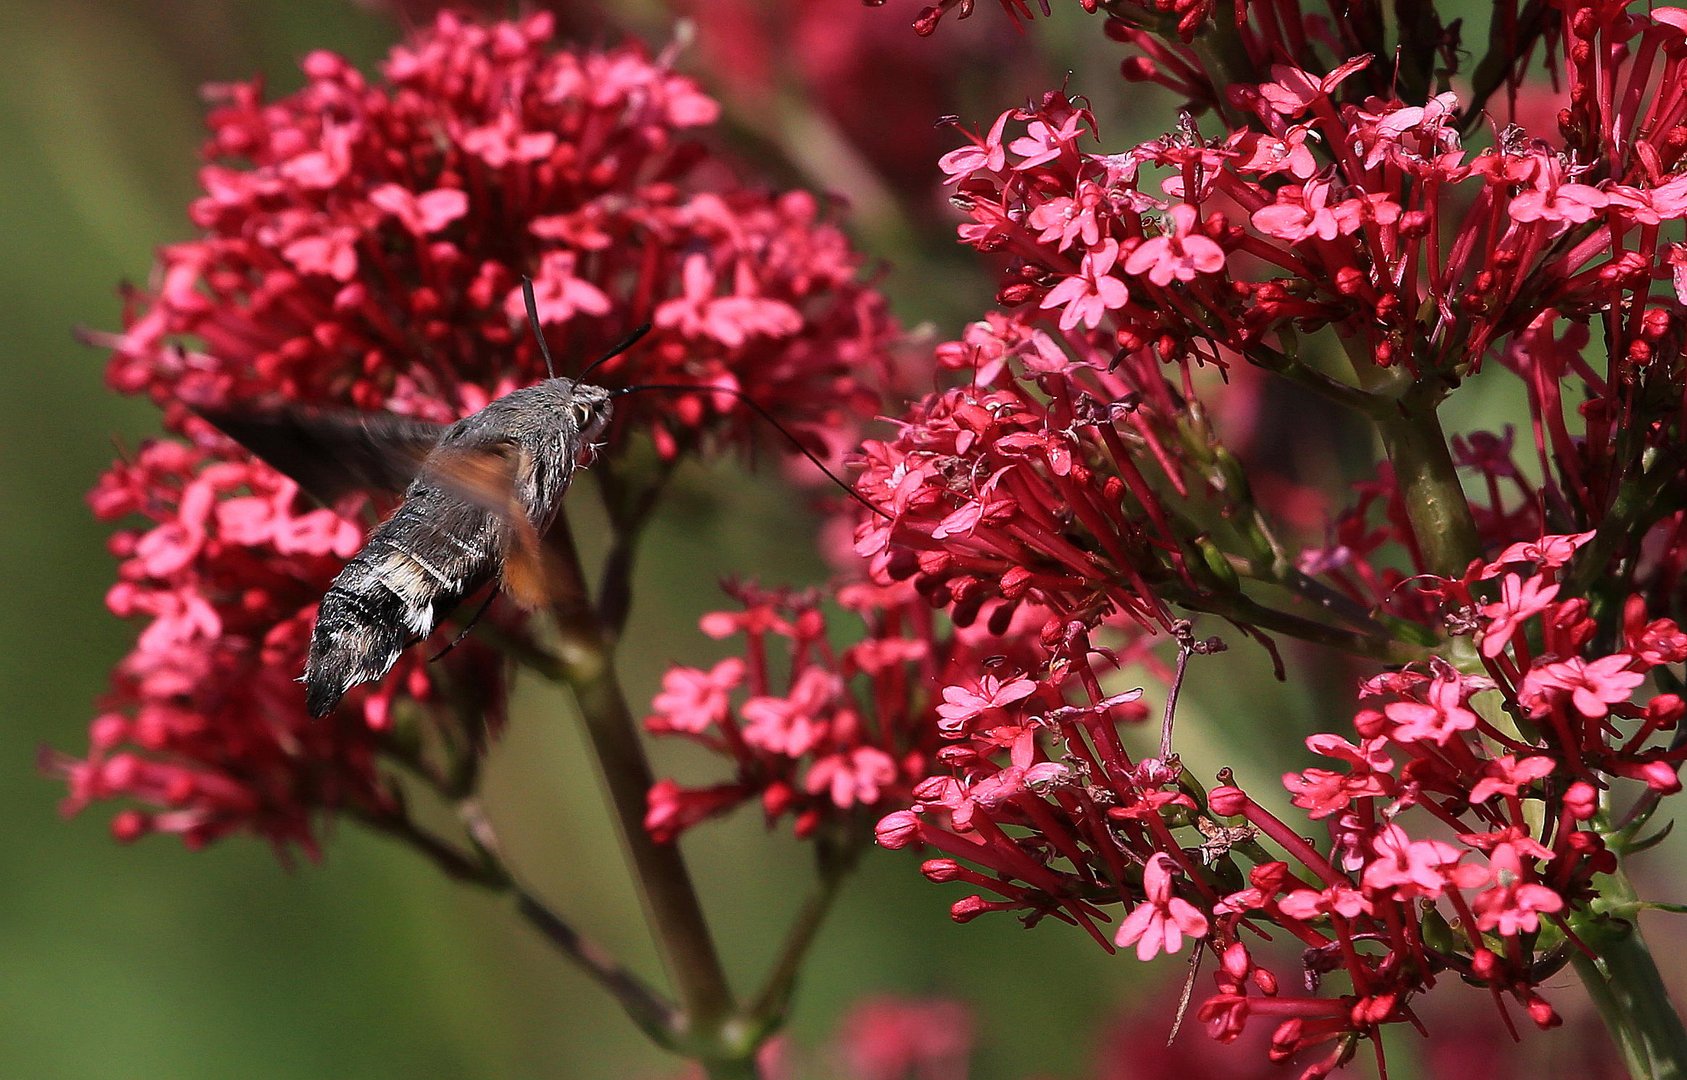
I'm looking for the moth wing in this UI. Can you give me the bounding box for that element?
[194,405,447,504]
[421,442,560,610]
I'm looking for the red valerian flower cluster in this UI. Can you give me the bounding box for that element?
[46,440,502,854]
[1183,537,1686,1071]
[937,45,1687,422]
[671,995,976,1080]
[886,0,1101,39]
[644,579,1056,841]
[66,12,900,853]
[674,987,1632,1079]
[825,0,1687,1074]
[109,11,894,457]
[872,533,1686,1073]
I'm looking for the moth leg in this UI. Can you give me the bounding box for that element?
[429,589,501,661]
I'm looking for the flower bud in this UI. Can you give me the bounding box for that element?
[1564,781,1599,820]
[876,810,922,849]
[1209,785,1249,817]
[922,859,964,882]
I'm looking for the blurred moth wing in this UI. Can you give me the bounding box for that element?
[191,405,447,503]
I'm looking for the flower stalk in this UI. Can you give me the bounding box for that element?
[540,520,743,1062]
[1569,865,1687,1080]
[1373,398,1484,579]
[364,806,683,1047]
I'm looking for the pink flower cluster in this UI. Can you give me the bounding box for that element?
[927,5,1687,590]
[47,440,505,852]
[890,0,1103,38]
[645,580,1051,841]
[871,533,1685,1073]
[851,365,1188,636]
[817,2,1687,1073]
[941,39,1687,390]
[104,10,896,455]
[68,12,899,852]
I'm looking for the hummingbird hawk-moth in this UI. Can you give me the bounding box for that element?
[195,281,635,717]
[195,280,881,717]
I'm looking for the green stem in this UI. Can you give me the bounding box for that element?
[360,809,681,1046]
[700,1059,762,1080]
[1247,342,1384,417]
[541,521,744,1060]
[1178,0,1254,127]
[1373,400,1483,577]
[1568,867,1687,1079]
[1462,0,1551,137]
[747,835,862,1028]
[1566,457,1683,601]
[595,462,678,641]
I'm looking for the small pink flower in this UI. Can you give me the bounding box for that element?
[935,673,1037,732]
[833,997,974,1080]
[1484,531,1596,574]
[1252,56,1371,117]
[1251,178,1353,242]
[1008,111,1088,169]
[648,658,747,734]
[460,111,557,168]
[1039,239,1129,331]
[1115,853,1209,960]
[368,183,468,235]
[1510,179,1610,225]
[1470,843,1564,936]
[510,251,612,326]
[1362,824,1469,900]
[1122,204,1227,286]
[1026,182,1107,251]
[1468,755,1555,803]
[1278,883,1371,920]
[281,226,359,281]
[1382,668,1479,745]
[655,254,803,349]
[938,110,1011,181]
[741,667,840,758]
[806,746,899,808]
[1226,126,1320,179]
[1478,573,1560,658]
[1521,655,1645,720]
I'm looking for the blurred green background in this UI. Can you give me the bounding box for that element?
[1,2,1681,1078]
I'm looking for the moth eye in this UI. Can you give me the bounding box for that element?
[570,403,597,429]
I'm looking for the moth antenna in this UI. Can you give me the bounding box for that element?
[613,383,891,521]
[430,590,500,662]
[520,276,557,379]
[522,275,650,382]
[580,323,653,381]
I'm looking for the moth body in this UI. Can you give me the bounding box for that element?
[202,377,616,717]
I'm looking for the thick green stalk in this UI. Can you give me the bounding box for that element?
[1568,867,1687,1079]
[541,522,748,1074]
[1372,401,1482,578]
